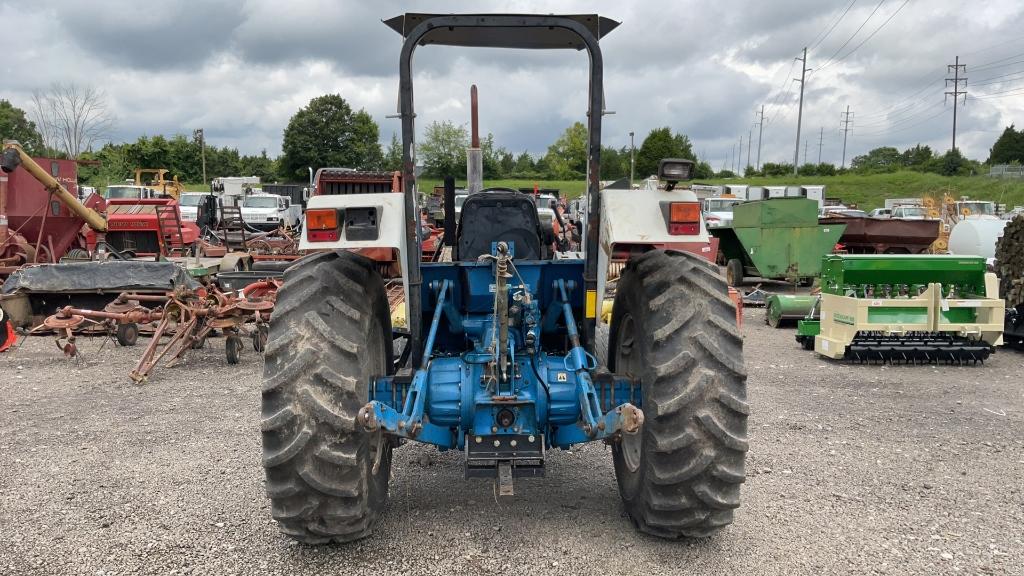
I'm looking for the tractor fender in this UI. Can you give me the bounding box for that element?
[219,252,253,273]
[296,193,407,256]
[295,192,411,317]
[596,186,714,325]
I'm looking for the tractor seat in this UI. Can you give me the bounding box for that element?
[455,190,545,261]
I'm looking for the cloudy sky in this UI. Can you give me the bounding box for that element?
[3,0,1023,169]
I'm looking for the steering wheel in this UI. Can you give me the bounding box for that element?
[478,187,522,194]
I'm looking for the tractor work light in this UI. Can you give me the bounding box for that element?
[306,208,340,242]
[657,158,695,184]
[665,201,701,235]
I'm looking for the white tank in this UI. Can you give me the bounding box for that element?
[948,219,1008,259]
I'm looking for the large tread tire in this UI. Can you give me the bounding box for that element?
[609,249,748,538]
[261,250,394,544]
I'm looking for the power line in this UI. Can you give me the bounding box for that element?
[855,107,949,138]
[972,85,1024,99]
[854,102,944,135]
[809,0,859,53]
[855,74,945,119]
[763,60,798,125]
[813,0,886,73]
[767,79,797,126]
[971,51,1024,72]
[856,99,945,128]
[961,36,1024,58]
[815,0,912,75]
[969,69,1024,87]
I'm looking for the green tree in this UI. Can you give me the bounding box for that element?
[987,125,1024,164]
[0,99,44,154]
[693,160,714,179]
[815,162,837,176]
[923,148,977,176]
[544,122,588,179]
[850,146,902,173]
[383,132,402,171]
[348,110,383,170]
[419,120,468,178]
[498,150,515,178]
[240,149,277,181]
[635,127,695,178]
[599,145,628,180]
[761,162,794,177]
[512,151,535,176]
[279,94,383,179]
[901,144,934,169]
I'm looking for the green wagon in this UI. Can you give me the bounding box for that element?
[709,198,845,286]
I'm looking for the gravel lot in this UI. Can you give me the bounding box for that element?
[1,309,1022,576]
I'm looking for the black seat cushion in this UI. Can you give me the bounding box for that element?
[456,191,543,261]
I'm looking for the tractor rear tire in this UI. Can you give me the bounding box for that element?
[725,258,744,287]
[261,251,394,544]
[609,249,748,538]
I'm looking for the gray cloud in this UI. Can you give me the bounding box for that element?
[1,0,1022,168]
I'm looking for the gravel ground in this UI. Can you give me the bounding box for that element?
[1,310,1022,576]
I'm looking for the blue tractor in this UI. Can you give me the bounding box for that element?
[260,13,748,543]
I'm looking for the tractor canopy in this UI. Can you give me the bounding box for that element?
[383,13,619,48]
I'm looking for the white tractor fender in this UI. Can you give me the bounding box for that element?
[298,193,410,316]
[596,186,710,326]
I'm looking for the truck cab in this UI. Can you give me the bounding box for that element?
[240,193,300,231]
[890,205,930,220]
[702,196,741,228]
[104,184,165,200]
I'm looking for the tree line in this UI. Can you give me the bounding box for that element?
[3,86,1021,186]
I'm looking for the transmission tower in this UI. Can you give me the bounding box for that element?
[945,56,967,151]
[840,106,853,168]
[755,105,765,170]
[817,127,823,164]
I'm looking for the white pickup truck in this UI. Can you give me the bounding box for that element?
[178,192,213,222]
[240,193,302,231]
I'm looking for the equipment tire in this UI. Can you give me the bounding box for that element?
[252,324,268,352]
[115,322,139,346]
[225,334,242,364]
[609,249,748,538]
[725,258,744,287]
[261,250,394,544]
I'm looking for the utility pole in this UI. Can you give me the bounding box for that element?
[194,128,207,186]
[730,143,735,174]
[747,129,752,174]
[840,106,853,168]
[945,56,967,151]
[755,104,765,170]
[629,131,635,187]
[738,135,743,174]
[817,127,824,164]
[803,139,809,166]
[793,47,808,176]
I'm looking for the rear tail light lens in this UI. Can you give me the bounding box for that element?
[669,202,700,223]
[306,208,340,242]
[668,202,701,235]
[669,223,700,235]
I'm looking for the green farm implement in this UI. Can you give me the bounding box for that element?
[794,254,1004,363]
[710,198,844,287]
